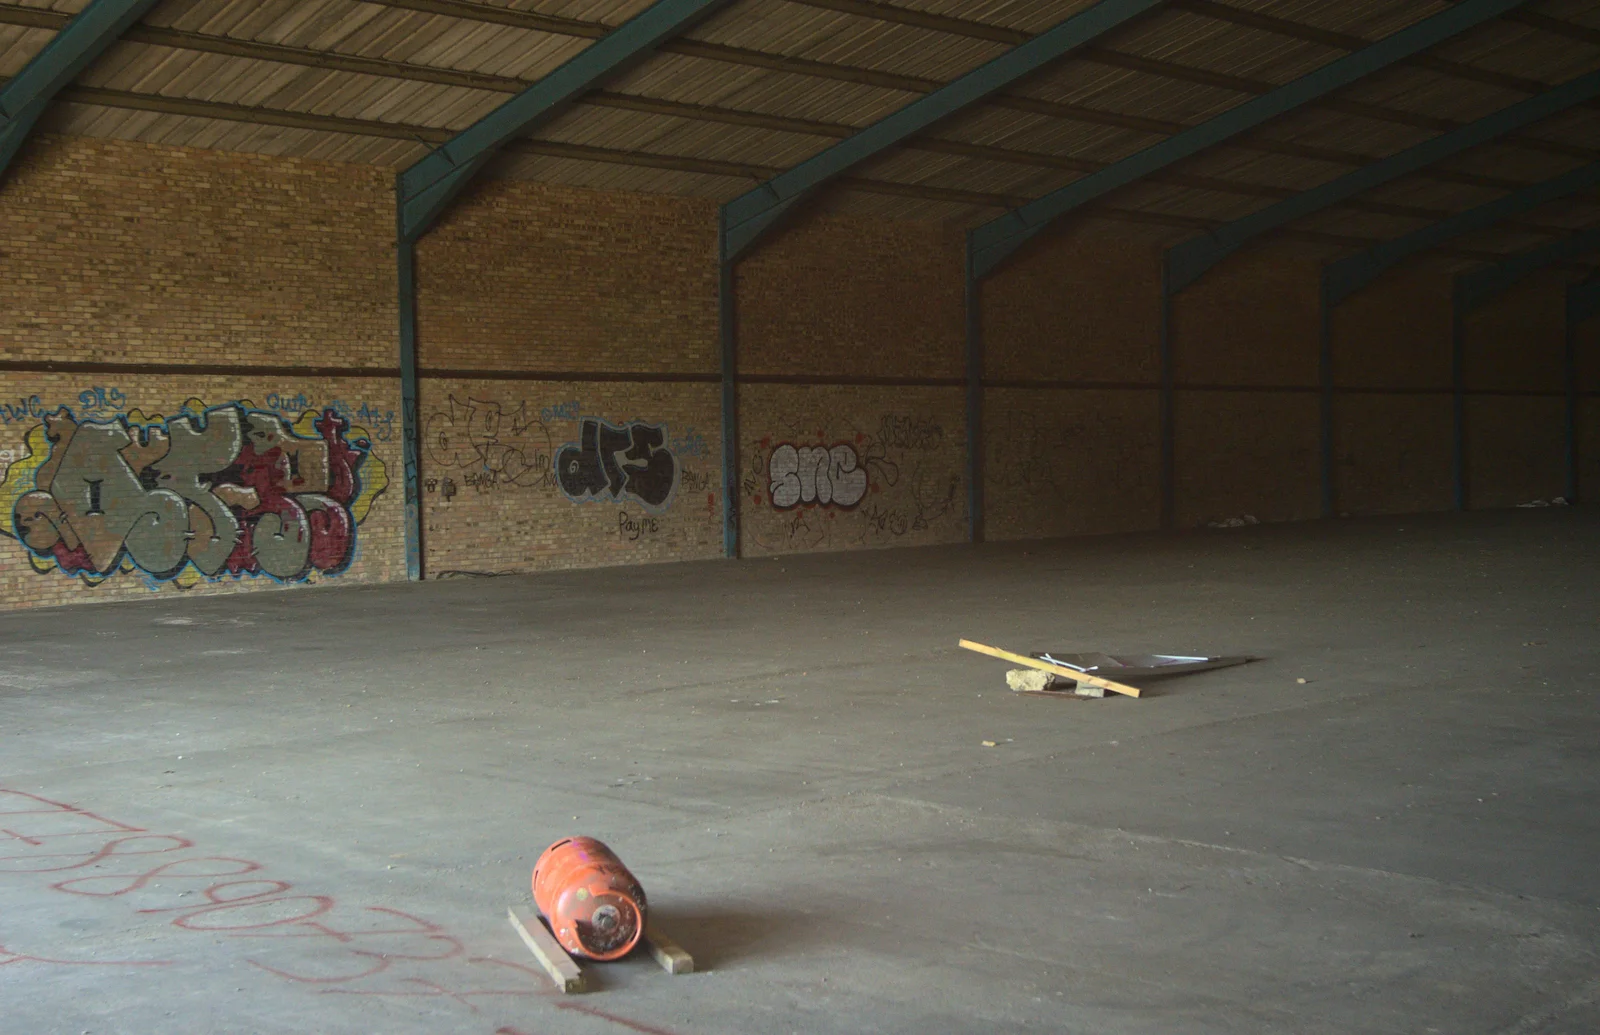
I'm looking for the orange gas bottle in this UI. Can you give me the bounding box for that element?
[532,837,648,961]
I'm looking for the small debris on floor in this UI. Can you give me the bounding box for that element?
[981,740,997,747]
[1296,678,1309,684]
[1206,514,1260,528]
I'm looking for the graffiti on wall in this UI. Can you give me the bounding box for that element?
[767,442,868,509]
[425,395,555,493]
[556,417,679,511]
[0,400,386,586]
[745,412,958,551]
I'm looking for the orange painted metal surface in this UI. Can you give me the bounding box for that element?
[532,837,648,961]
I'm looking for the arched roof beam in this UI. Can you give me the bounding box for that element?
[396,0,735,244]
[1456,227,1600,313]
[719,0,1166,262]
[0,0,161,182]
[1327,165,1600,306]
[1167,69,1600,294]
[968,0,1532,280]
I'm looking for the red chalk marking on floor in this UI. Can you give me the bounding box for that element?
[0,944,172,967]
[0,785,550,1015]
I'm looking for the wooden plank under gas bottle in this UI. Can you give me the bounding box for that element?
[958,640,1142,698]
[508,906,586,993]
[644,924,694,975]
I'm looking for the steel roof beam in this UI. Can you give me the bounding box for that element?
[968,0,1530,280]
[396,0,733,243]
[1327,164,1600,306]
[719,0,1165,261]
[1455,226,1600,313]
[0,0,160,182]
[1168,68,1600,293]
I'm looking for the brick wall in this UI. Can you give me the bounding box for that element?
[735,214,965,379]
[417,379,722,574]
[1170,246,1323,525]
[412,178,723,578]
[738,384,966,556]
[0,135,404,612]
[0,134,395,370]
[733,212,968,555]
[417,180,719,375]
[978,223,1162,540]
[1,129,1589,613]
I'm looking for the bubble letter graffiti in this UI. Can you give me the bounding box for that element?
[1,401,387,586]
[768,443,868,509]
[555,418,678,510]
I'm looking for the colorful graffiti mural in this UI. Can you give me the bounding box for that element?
[0,400,386,587]
[556,417,679,511]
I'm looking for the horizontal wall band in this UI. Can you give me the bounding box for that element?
[0,362,1585,397]
[423,368,719,383]
[0,360,400,378]
[737,374,965,387]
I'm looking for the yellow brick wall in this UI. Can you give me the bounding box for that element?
[417,379,722,574]
[417,180,719,374]
[0,134,395,369]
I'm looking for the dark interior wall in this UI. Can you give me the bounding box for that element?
[1463,273,1572,507]
[1581,314,1600,503]
[979,223,1162,540]
[1,127,1592,614]
[1329,262,1457,515]
[736,213,965,379]
[1170,246,1323,525]
[982,224,1161,384]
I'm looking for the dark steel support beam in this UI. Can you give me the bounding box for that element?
[720,236,739,559]
[721,0,1162,260]
[0,0,160,182]
[396,225,424,581]
[970,0,1530,280]
[396,0,732,242]
[1168,69,1600,294]
[1319,278,1337,518]
[965,249,984,543]
[1159,265,1176,529]
[1452,286,1470,511]
[1565,282,1591,503]
[1328,168,1600,306]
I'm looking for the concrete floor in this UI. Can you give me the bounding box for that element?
[2,509,1597,1035]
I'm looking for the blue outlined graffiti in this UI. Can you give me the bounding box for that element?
[555,417,678,512]
[1,401,387,586]
[2,387,125,425]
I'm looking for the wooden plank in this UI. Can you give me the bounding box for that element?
[507,907,586,993]
[644,924,694,975]
[958,640,1143,698]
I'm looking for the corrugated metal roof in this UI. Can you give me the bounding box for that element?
[0,0,1594,277]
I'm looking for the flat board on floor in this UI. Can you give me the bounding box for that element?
[959,640,1142,698]
[508,906,586,993]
